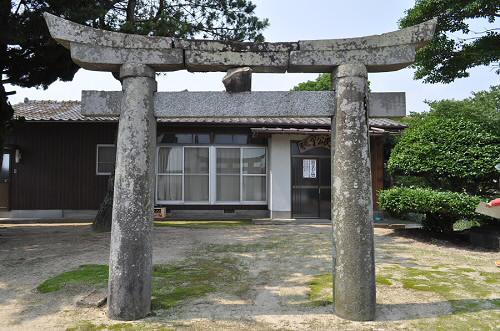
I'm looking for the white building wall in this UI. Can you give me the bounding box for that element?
[268,134,305,219]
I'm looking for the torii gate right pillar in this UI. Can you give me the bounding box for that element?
[332,63,376,321]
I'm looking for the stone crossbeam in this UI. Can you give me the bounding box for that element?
[81,91,405,118]
[44,13,436,73]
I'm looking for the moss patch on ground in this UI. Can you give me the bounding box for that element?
[154,220,251,229]
[151,256,250,309]
[308,272,395,306]
[37,265,108,293]
[38,257,250,310]
[378,264,500,329]
[309,273,333,306]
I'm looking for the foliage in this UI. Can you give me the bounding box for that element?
[292,73,332,91]
[379,187,483,232]
[387,86,500,195]
[400,0,500,83]
[291,72,370,91]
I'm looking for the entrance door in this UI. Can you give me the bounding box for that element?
[0,153,10,209]
[291,146,331,218]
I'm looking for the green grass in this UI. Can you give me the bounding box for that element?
[151,256,249,309]
[37,265,109,293]
[309,273,333,306]
[376,275,393,286]
[154,219,251,229]
[66,321,174,331]
[378,264,500,329]
[308,272,394,306]
[38,257,250,310]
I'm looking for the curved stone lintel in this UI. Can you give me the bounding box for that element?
[43,13,437,73]
[71,42,184,72]
[299,18,437,51]
[288,44,416,73]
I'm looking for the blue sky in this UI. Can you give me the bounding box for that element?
[7,0,499,112]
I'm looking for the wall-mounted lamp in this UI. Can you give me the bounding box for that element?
[15,149,21,164]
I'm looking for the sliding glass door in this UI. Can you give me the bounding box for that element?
[156,146,267,205]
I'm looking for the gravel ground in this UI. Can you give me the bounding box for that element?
[0,222,498,330]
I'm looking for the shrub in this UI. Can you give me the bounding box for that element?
[379,187,483,233]
[387,86,500,196]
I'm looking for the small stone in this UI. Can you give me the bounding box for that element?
[76,289,108,308]
[222,67,252,93]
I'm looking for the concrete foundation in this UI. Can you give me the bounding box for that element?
[332,63,376,321]
[108,64,157,320]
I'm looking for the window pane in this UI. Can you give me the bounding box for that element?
[98,163,114,174]
[0,154,9,181]
[157,175,182,201]
[233,134,248,144]
[242,148,266,174]
[99,146,116,164]
[184,148,209,174]
[158,147,182,174]
[216,148,240,174]
[214,134,233,144]
[214,134,249,144]
[184,175,209,201]
[217,175,240,201]
[195,134,210,144]
[158,133,193,144]
[243,176,266,201]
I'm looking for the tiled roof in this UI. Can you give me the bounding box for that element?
[13,100,407,130]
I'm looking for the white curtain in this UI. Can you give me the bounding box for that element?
[157,147,183,201]
[184,148,209,201]
[243,176,266,201]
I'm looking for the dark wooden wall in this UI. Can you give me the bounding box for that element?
[6,122,116,210]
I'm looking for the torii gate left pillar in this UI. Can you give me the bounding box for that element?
[108,63,157,319]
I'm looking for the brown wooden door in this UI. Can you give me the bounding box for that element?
[0,153,10,209]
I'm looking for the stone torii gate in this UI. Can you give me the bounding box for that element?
[43,13,436,322]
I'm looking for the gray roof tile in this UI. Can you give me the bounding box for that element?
[13,100,407,130]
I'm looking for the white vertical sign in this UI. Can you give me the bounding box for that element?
[303,159,317,178]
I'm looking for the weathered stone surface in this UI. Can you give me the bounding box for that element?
[331,63,376,321]
[175,39,298,52]
[71,43,184,72]
[289,45,416,73]
[81,91,406,118]
[185,50,289,73]
[76,289,108,308]
[43,13,437,73]
[300,18,437,51]
[108,63,156,321]
[43,13,174,49]
[223,67,252,92]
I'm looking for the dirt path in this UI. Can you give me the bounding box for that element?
[0,223,498,330]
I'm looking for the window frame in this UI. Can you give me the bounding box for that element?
[96,144,116,176]
[155,144,267,205]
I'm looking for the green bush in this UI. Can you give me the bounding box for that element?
[379,188,482,233]
[387,86,500,196]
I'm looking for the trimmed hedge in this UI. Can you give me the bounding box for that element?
[379,187,482,233]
